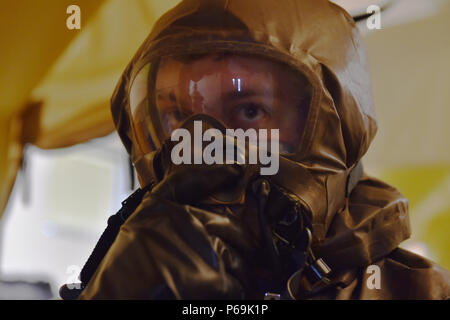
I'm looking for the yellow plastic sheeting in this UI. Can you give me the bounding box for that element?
[0,0,105,218]
[0,0,105,116]
[363,7,450,268]
[0,116,22,223]
[0,0,181,218]
[423,208,450,269]
[379,166,450,269]
[31,0,180,149]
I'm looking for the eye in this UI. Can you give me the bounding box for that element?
[235,103,269,122]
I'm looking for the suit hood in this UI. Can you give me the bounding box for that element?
[110,0,410,270]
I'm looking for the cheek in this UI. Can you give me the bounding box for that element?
[274,105,305,147]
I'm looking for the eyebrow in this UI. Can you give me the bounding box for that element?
[223,89,271,101]
[156,91,176,102]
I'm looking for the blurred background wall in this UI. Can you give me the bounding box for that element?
[0,0,448,298]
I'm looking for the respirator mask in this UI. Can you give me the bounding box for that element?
[127,52,331,298]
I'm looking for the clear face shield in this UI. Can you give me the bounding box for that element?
[129,52,312,156]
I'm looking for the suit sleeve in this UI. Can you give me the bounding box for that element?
[78,193,249,299]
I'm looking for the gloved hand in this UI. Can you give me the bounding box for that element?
[78,126,265,299]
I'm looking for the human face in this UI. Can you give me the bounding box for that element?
[155,54,311,153]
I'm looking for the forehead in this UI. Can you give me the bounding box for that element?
[155,53,307,94]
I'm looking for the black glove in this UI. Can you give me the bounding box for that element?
[78,121,265,299]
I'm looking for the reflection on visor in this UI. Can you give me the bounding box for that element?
[129,53,311,154]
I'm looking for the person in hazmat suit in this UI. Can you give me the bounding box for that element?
[61,0,450,300]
